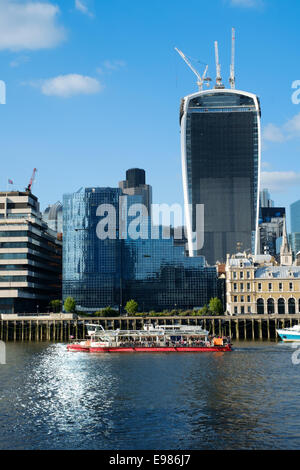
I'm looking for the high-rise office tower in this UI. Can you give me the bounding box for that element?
[289,200,300,257]
[43,201,63,234]
[177,30,261,265]
[119,168,152,216]
[0,191,62,314]
[258,207,285,256]
[291,200,300,233]
[260,189,274,209]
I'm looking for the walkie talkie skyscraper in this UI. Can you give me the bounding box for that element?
[177,29,261,265]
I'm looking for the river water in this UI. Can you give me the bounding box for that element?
[0,341,299,450]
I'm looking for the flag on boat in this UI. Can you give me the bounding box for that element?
[8,179,13,185]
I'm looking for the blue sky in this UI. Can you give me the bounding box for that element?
[1,0,300,225]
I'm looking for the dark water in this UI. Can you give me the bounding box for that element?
[0,341,299,450]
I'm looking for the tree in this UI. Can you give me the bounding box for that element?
[95,307,119,317]
[197,305,209,316]
[64,297,76,313]
[125,299,138,315]
[50,299,62,313]
[209,298,223,316]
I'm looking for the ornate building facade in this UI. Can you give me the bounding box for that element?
[226,230,300,315]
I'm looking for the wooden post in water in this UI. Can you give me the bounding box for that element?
[252,319,255,340]
[244,320,247,340]
[13,321,16,342]
[228,319,231,339]
[267,319,270,340]
[21,321,24,342]
[235,320,239,340]
[259,320,263,340]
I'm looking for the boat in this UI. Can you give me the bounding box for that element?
[276,324,300,342]
[67,323,232,353]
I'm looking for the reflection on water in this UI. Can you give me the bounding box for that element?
[0,341,299,450]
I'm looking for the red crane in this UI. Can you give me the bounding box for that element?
[26,168,37,193]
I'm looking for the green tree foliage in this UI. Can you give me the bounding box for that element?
[125,299,138,315]
[95,307,119,317]
[64,297,76,313]
[208,297,223,316]
[197,305,210,316]
[50,299,62,313]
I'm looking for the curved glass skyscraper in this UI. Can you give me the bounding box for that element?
[180,89,261,265]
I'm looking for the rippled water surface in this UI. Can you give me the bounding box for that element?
[0,341,299,450]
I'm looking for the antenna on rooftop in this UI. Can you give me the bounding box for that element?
[174,47,211,91]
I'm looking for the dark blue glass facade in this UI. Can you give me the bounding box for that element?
[63,188,122,311]
[63,188,219,312]
[181,90,261,264]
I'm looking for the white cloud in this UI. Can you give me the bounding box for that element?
[10,55,30,68]
[103,60,126,71]
[262,123,285,143]
[97,60,126,75]
[284,112,300,135]
[37,74,102,98]
[263,112,300,144]
[261,171,300,192]
[75,0,93,17]
[0,0,66,51]
[230,0,263,7]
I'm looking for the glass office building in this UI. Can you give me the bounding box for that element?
[63,188,122,311]
[180,89,261,265]
[123,222,217,311]
[258,207,285,257]
[291,200,300,233]
[289,200,300,258]
[63,184,219,312]
[43,201,63,234]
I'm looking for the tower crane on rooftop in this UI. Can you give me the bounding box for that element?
[26,168,37,193]
[229,27,236,89]
[174,47,211,91]
[214,41,224,89]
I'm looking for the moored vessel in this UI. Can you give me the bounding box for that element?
[67,323,232,353]
[277,324,300,342]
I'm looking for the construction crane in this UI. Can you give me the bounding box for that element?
[229,27,236,89]
[26,168,37,193]
[214,41,224,89]
[174,47,211,91]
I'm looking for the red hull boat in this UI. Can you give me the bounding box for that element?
[67,323,232,353]
[67,344,231,353]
